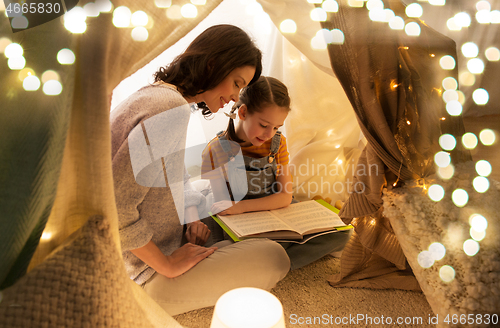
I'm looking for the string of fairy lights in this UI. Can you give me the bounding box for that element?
[1,0,498,282]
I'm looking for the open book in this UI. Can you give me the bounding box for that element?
[210,200,353,244]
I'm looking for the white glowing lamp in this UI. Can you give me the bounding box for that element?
[211,288,285,328]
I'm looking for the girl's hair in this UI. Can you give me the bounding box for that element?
[154,24,262,116]
[225,76,291,142]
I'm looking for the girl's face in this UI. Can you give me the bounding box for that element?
[236,104,289,146]
[198,66,256,113]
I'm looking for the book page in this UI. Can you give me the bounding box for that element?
[271,200,346,235]
[218,211,294,237]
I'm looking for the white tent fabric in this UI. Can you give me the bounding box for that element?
[112,0,364,203]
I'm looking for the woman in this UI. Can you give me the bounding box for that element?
[111,25,290,315]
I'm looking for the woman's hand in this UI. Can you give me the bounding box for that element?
[211,200,245,215]
[160,243,217,278]
[185,221,211,245]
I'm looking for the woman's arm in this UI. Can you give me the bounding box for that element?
[212,164,293,215]
[130,240,216,278]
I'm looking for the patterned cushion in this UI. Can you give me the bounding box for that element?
[0,215,159,328]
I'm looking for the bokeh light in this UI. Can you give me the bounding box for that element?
[461,42,479,58]
[64,7,87,33]
[331,29,345,44]
[439,55,456,70]
[472,88,489,105]
[11,16,29,29]
[322,0,339,12]
[57,48,75,65]
[23,75,41,91]
[473,176,489,193]
[439,265,455,283]
[84,2,100,17]
[389,16,405,30]
[439,134,456,151]
[181,4,197,18]
[443,90,459,103]
[491,10,500,23]
[0,37,11,53]
[166,5,182,19]
[447,17,461,31]
[429,0,445,5]
[454,12,471,27]
[113,6,131,27]
[459,71,475,86]
[462,132,478,149]
[434,151,451,167]
[131,27,149,41]
[347,0,364,7]
[463,239,480,256]
[191,0,206,4]
[467,58,485,74]
[41,70,60,83]
[417,250,434,268]
[476,10,491,24]
[311,34,327,50]
[405,3,423,17]
[4,42,23,58]
[405,22,421,36]
[310,8,327,21]
[95,0,113,12]
[155,0,172,8]
[452,189,468,207]
[43,80,63,96]
[470,214,488,231]
[476,160,492,177]
[8,56,26,70]
[485,47,500,61]
[366,0,384,11]
[369,8,386,22]
[442,77,458,90]
[446,100,462,116]
[479,129,496,146]
[437,164,454,180]
[428,184,445,202]
[280,19,297,33]
[470,227,486,241]
[476,0,491,11]
[429,242,446,261]
[131,11,148,26]
[18,68,35,82]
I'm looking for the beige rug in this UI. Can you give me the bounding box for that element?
[174,256,434,327]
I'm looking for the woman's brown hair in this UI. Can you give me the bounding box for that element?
[154,24,262,116]
[225,76,291,142]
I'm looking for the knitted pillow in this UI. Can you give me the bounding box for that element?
[383,163,500,327]
[0,215,181,328]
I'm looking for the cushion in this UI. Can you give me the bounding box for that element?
[0,215,182,328]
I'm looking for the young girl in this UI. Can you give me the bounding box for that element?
[201,76,351,270]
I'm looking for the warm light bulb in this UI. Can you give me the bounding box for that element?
[211,288,285,328]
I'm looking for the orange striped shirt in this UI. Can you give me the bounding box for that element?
[201,134,289,180]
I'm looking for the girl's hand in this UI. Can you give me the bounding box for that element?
[160,243,217,278]
[185,221,211,245]
[211,200,245,215]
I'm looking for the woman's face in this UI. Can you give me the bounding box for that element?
[236,104,289,147]
[199,66,256,113]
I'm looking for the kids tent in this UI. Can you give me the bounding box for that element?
[1,0,498,326]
